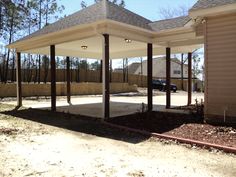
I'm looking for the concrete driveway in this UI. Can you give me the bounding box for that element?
[2,90,204,118]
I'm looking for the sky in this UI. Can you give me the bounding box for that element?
[59,0,198,21]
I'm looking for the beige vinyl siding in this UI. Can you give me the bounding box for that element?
[196,23,204,37]
[205,13,236,119]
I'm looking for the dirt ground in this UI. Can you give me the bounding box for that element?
[0,104,236,177]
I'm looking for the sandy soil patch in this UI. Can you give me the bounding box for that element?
[0,104,235,177]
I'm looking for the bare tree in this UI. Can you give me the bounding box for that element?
[158,4,189,19]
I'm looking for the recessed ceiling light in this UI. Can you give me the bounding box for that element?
[81,45,88,50]
[125,39,132,43]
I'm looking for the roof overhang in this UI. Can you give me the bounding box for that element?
[7,19,154,51]
[7,19,203,59]
[22,34,202,59]
[189,3,236,19]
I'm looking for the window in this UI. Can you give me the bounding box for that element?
[153,80,161,84]
[173,70,181,74]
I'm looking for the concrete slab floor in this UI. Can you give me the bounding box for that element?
[2,90,204,118]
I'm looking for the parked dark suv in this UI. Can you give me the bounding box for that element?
[152,79,177,92]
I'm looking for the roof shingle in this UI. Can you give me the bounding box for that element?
[11,0,236,45]
[106,1,152,30]
[190,0,236,11]
[149,16,191,32]
[17,0,152,42]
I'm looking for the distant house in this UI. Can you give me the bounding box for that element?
[130,57,189,79]
[113,63,140,74]
[127,63,141,75]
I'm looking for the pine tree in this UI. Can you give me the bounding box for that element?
[0,0,65,83]
[81,0,125,9]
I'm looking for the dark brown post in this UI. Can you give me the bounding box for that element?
[123,59,125,82]
[50,45,56,111]
[188,52,192,105]
[181,53,184,90]
[16,52,22,107]
[66,56,71,104]
[147,43,153,111]
[100,60,102,83]
[103,34,110,119]
[110,59,112,83]
[126,58,129,83]
[166,47,171,109]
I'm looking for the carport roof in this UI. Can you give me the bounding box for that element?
[13,0,193,45]
[17,0,152,43]
[149,16,191,32]
[8,0,205,57]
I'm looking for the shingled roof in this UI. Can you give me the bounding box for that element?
[190,0,236,11]
[149,16,191,32]
[18,0,152,42]
[17,0,195,44]
[10,0,236,46]
[105,1,152,30]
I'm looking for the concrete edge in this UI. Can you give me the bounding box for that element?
[103,121,236,154]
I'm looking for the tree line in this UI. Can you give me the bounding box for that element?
[0,0,126,84]
[0,0,65,83]
[1,0,201,87]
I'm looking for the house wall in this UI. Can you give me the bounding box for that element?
[205,13,236,123]
[134,58,189,78]
[196,23,204,37]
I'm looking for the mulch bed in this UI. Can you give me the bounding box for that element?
[165,124,236,147]
[108,112,236,148]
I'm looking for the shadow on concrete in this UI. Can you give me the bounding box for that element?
[44,102,176,119]
[1,107,150,144]
[37,102,156,118]
[108,111,203,134]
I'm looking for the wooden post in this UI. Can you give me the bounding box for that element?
[123,59,125,82]
[147,43,153,111]
[166,47,171,109]
[126,58,129,83]
[110,59,112,83]
[66,56,71,104]
[100,60,103,83]
[188,52,192,106]
[16,52,22,107]
[181,53,184,90]
[50,45,56,111]
[141,57,143,87]
[102,34,110,119]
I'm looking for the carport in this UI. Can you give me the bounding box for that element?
[7,0,203,119]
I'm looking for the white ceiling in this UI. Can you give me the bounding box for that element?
[25,35,203,59]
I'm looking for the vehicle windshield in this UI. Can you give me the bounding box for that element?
[161,80,166,84]
[153,80,160,83]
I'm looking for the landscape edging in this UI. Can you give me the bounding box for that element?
[103,121,236,154]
